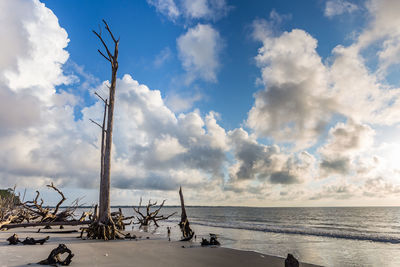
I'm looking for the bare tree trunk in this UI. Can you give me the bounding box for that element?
[87,20,123,240]
[93,20,119,225]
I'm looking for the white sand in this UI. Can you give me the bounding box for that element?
[0,226,320,267]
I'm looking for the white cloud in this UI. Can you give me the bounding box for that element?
[181,0,230,20]
[248,28,334,148]
[177,24,223,83]
[147,0,180,21]
[165,91,203,112]
[147,0,231,22]
[355,0,400,75]
[324,0,358,18]
[154,47,172,67]
[319,120,375,176]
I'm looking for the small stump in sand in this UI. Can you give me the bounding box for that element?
[38,244,74,266]
[285,254,299,267]
[201,234,220,246]
[7,234,20,245]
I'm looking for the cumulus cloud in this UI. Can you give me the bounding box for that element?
[248,27,334,148]
[324,0,358,18]
[227,128,315,187]
[177,24,223,83]
[249,5,400,149]
[181,0,231,20]
[147,0,180,21]
[319,120,375,176]
[165,92,203,112]
[147,0,231,22]
[355,0,400,76]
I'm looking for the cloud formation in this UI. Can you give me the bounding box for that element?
[324,0,358,18]
[177,24,223,83]
[248,27,334,148]
[147,0,231,22]
[2,0,400,206]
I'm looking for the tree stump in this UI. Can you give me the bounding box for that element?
[38,244,74,266]
[285,254,299,267]
[7,234,20,245]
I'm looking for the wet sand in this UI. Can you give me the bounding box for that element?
[0,226,320,266]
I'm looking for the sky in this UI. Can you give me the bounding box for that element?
[1,0,400,207]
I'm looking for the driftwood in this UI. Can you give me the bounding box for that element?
[133,198,176,228]
[22,236,49,245]
[0,183,85,230]
[7,233,20,245]
[6,234,49,245]
[178,187,194,241]
[38,244,74,266]
[111,208,134,230]
[201,234,220,246]
[0,187,25,229]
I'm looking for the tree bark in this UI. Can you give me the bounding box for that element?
[179,186,194,240]
[95,21,119,225]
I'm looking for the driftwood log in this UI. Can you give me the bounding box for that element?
[6,234,49,245]
[38,244,74,266]
[178,187,194,241]
[133,198,176,228]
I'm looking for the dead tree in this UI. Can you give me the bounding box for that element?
[87,19,121,240]
[111,208,134,230]
[0,184,89,230]
[178,187,194,241]
[21,183,78,223]
[133,198,176,228]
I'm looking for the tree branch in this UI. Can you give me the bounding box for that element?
[102,19,118,44]
[97,49,111,62]
[92,30,113,61]
[94,92,107,104]
[90,119,103,129]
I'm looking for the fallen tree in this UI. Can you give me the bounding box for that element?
[20,183,79,223]
[0,183,91,230]
[133,197,176,228]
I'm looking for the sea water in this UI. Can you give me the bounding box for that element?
[110,206,400,266]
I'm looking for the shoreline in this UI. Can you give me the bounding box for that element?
[0,225,320,267]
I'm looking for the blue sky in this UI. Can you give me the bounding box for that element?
[42,0,365,130]
[2,0,400,206]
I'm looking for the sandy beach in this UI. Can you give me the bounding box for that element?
[0,226,320,267]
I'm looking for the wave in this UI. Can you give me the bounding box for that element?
[179,220,400,244]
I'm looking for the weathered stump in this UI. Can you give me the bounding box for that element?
[285,254,299,267]
[38,244,74,266]
[7,234,20,245]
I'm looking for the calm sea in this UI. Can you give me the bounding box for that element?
[108,206,400,266]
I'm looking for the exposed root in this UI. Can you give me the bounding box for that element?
[84,220,125,240]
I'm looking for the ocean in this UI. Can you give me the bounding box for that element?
[110,206,400,266]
